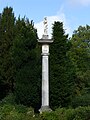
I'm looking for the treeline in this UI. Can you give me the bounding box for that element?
[0,7,90,111]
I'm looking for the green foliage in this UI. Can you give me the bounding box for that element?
[0,6,90,114]
[0,7,15,99]
[41,111,58,120]
[0,96,90,120]
[0,93,16,106]
[41,106,90,120]
[69,25,90,95]
[71,93,90,108]
[0,104,38,120]
[0,94,41,120]
[13,17,41,110]
[50,21,76,109]
[0,7,41,110]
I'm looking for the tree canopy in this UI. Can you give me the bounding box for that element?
[0,7,90,111]
[69,25,90,95]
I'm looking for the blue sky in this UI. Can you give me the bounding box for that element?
[0,0,90,38]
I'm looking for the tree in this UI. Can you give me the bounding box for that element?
[50,22,75,109]
[13,17,41,110]
[0,7,15,99]
[69,25,90,95]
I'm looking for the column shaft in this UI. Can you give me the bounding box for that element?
[42,55,49,107]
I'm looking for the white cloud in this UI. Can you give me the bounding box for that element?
[35,12,71,39]
[69,0,90,7]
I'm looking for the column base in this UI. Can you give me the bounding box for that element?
[39,106,52,114]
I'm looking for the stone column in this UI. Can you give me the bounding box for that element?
[42,54,49,107]
[39,45,51,113]
[38,17,53,113]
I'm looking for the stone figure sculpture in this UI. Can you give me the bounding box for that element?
[43,17,48,35]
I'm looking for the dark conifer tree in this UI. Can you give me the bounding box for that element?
[50,22,76,109]
[0,7,15,99]
[13,17,41,110]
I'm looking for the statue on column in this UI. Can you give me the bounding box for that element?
[43,17,48,35]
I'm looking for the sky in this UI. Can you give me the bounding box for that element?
[0,0,90,38]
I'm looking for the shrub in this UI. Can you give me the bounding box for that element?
[40,111,58,120]
[41,106,90,120]
[0,102,90,120]
[0,93,16,106]
[71,93,90,108]
[0,104,39,120]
